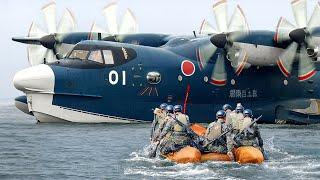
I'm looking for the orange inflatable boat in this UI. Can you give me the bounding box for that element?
[165,146,202,163]
[164,146,264,164]
[190,123,207,136]
[163,124,264,164]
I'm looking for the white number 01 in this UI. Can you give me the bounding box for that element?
[108,70,126,85]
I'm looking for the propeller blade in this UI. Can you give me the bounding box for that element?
[210,54,227,86]
[44,49,56,63]
[27,45,47,66]
[308,2,320,34]
[55,43,74,59]
[275,17,296,43]
[212,0,228,32]
[228,5,249,33]
[88,22,107,40]
[57,9,77,33]
[27,22,47,66]
[291,0,307,28]
[298,46,316,81]
[305,35,316,49]
[28,22,46,38]
[199,19,217,34]
[119,9,138,34]
[196,38,218,70]
[229,48,248,76]
[103,2,119,34]
[90,22,106,33]
[277,42,298,77]
[42,2,57,34]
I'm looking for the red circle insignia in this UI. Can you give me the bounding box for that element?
[181,60,195,77]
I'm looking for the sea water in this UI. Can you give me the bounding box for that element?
[0,102,319,179]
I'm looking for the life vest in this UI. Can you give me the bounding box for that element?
[174,113,189,132]
[205,119,223,141]
[239,117,252,131]
[237,117,257,147]
[154,109,166,125]
[233,113,244,131]
[161,115,175,141]
[225,110,236,126]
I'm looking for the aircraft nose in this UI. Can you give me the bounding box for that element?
[13,64,55,93]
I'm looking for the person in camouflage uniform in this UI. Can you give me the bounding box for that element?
[156,105,192,155]
[234,109,264,153]
[150,103,168,142]
[232,103,245,134]
[223,104,236,126]
[203,110,234,160]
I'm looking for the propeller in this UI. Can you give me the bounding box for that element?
[13,2,77,66]
[197,0,249,86]
[90,2,138,38]
[275,0,320,81]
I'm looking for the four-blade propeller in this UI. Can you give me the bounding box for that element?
[275,0,320,81]
[198,0,249,86]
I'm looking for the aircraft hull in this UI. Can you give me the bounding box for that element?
[14,96,33,116]
[25,93,143,123]
[16,92,320,124]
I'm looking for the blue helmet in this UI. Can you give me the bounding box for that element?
[236,105,244,113]
[243,109,253,117]
[174,105,183,113]
[160,103,168,110]
[223,104,232,111]
[216,110,226,119]
[166,105,174,113]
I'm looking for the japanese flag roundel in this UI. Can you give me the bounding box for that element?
[181,60,195,76]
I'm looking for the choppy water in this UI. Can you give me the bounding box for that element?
[0,102,320,180]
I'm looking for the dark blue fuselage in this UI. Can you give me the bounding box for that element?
[47,31,320,124]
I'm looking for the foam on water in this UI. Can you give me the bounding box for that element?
[0,104,320,179]
[262,136,320,178]
[123,134,320,179]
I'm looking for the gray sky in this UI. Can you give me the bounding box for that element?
[0,0,318,99]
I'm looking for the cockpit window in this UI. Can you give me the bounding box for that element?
[69,50,89,60]
[88,50,104,64]
[69,43,137,67]
[102,50,114,65]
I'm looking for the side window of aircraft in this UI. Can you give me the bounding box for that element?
[102,50,115,65]
[108,47,137,66]
[69,50,89,60]
[68,44,137,67]
[88,50,104,64]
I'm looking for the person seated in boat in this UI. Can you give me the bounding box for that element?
[223,104,236,126]
[233,109,265,154]
[152,104,173,142]
[173,105,190,127]
[232,104,245,134]
[156,105,192,156]
[203,110,235,161]
[151,103,168,142]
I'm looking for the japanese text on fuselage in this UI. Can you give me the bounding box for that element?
[229,89,258,99]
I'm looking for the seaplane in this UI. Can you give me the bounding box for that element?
[12,0,320,124]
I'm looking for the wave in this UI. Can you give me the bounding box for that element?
[123,138,320,179]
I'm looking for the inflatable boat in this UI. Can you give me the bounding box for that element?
[163,124,265,164]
